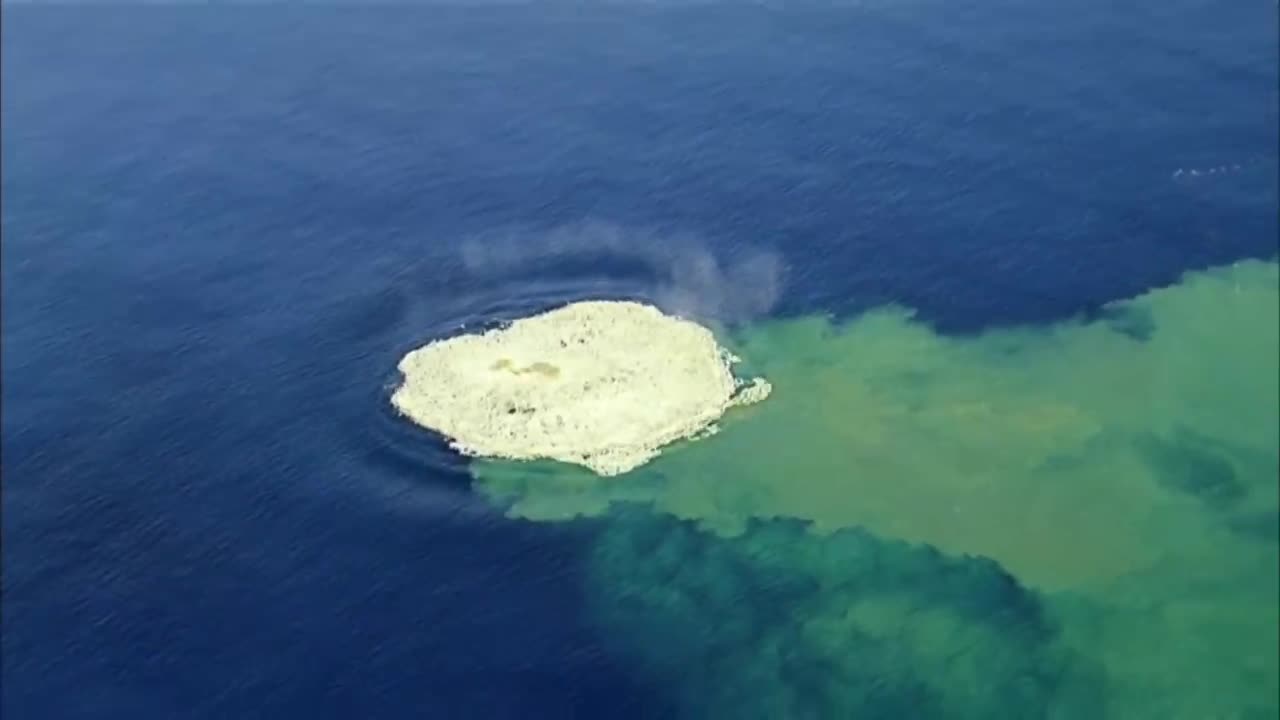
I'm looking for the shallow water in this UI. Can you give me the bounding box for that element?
[3,2,1277,718]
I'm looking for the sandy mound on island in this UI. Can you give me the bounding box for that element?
[391,300,771,476]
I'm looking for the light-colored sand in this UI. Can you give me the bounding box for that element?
[392,300,771,476]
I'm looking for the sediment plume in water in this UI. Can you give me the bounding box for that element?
[588,507,1107,720]
[391,300,771,476]
[470,259,1279,719]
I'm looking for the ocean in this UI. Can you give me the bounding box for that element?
[3,2,1277,718]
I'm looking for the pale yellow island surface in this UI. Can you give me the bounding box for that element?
[391,300,771,475]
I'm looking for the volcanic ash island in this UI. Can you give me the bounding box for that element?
[391,300,772,476]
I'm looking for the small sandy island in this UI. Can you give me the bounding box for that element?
[392,300,772,476]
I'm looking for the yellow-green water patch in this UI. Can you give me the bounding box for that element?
[470,259,1279,718]
[477,260,1278,589]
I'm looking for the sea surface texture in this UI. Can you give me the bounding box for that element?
[3,2,1277,719]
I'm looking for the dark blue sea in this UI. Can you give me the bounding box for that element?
[3,2,1277,718]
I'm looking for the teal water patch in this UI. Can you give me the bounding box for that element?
[588,507,1105,720]
[472,259,1279,718]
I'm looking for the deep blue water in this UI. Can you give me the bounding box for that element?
[3,2,1276,718]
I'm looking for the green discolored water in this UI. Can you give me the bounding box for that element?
[473,260,1279,719]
